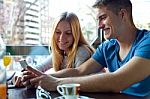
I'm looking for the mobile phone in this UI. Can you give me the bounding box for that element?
[19,60,28,68]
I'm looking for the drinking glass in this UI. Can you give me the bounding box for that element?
[0,69,7,99]
[3,52,12,68]
[2,52,13,90]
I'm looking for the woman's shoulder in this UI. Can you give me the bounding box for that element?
[77,45,87,51]
[73,45,93,67]
[77,45,94,56]
[77,45,91,51]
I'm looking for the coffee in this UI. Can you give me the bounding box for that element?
[57,84,80,99]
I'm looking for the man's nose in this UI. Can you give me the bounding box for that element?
[99,23,105,29]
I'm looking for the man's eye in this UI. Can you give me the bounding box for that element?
[56,31,61,34]
[99,15,106,22]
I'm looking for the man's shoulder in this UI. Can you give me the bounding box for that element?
[138,29,150,37]
[144,29,150,37]
[96,39,118,53]
[102,39,118,48]
[140,29,150,33]
[136,29,150,43]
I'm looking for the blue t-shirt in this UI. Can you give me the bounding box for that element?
[92,29,150,96]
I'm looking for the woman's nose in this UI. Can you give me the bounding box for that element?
[59,33,66,41]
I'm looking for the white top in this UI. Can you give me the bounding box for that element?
[35,46,92,73]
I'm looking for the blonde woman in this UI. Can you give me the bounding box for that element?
[14,12,94,87]
[35,12,94,72]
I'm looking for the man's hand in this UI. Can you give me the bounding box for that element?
[30,74,60,91]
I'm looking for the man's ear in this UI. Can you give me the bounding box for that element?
[119,9,127,19]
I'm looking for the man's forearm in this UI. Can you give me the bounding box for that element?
[58,73,119,93]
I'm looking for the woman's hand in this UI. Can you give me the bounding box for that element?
[13,68,37,87]
[20,65,46,87]
[13,68,28,87]
[13,66,43,87]
[13,75,24,87]
[21,69,38,86]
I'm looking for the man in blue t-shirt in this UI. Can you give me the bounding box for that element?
[21,0,150,97]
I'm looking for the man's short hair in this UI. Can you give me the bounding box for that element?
[92,0,132,15]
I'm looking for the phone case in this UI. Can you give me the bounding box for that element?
[19,60,28,68]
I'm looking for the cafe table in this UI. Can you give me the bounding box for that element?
[8,87,150,99]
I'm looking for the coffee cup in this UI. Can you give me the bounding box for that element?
[57,83,80,99]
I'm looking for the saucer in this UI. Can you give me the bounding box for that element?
[54,95,91,99]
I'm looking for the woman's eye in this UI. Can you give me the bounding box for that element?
[66,32,72,35]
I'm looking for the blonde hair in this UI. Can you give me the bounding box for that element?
[50,12,94,71]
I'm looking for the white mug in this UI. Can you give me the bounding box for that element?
[57,83,80,99]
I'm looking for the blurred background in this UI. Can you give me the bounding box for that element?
[0,0,150,71]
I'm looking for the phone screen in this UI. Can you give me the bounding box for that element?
[19,60,28,68]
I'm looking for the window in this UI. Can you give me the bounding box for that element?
[0,0,97,45]
[131,0,150,30]
[48,0,97,43]
[0,0,149,71]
